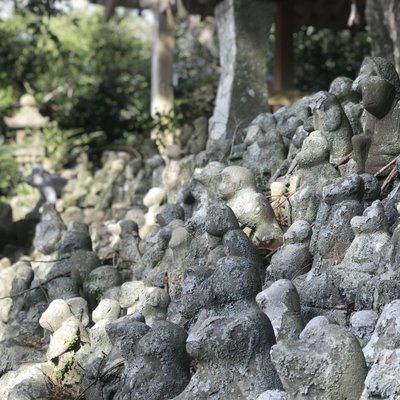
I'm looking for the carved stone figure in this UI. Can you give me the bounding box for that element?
[351,57,400,175]
[310,90,353,164]
[174,309,282,399]
[218,165,282,242]
[271,324,367,400]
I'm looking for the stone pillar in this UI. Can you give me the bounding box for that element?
[366,0,400,74]
[207,0,276,153]
[151,0,175,117]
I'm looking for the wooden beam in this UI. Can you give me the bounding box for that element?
[273,0,295,91]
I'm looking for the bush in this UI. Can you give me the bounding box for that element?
[293,27,370,92]
[0,9,153,145]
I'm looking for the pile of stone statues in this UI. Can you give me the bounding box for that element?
[2,56,400,399]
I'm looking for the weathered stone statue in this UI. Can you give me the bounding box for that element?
[296,175,365,309]
[256,279,304,341]
[310,90,353,164]
[241,113,287,184]
[329,76,363,136]
[327,200,391,306]
[352,57,400,175]
[265,220,312,283]
[271,324,367,400]
[174,309,282,399]
[117,320,190,400]
[288,130,340,222]
[218,165,283,242]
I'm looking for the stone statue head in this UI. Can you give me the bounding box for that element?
[352,56,400,97]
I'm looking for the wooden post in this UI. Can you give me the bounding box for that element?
[273,0,294,91]
[151,0,175,117]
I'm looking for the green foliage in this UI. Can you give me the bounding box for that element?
[0,144,20,198]
[0,9,152,143]
[293,27,370,92]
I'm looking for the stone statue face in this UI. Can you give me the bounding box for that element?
[361,76,395,119]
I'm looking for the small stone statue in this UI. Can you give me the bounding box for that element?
[174,309,282,399]
[327,200,391,306]
[265,220,312,282]
[242,112,287,184]
[329,76,363,136]
[289,130,340,222]
[117,320,190,400]
[218,165,282,242]
[271,324,367,400]
[310,91,353,164]
[256,279,304,341]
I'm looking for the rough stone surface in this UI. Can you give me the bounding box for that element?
[33,203,66,254]
[271,324,367,400]
[256,279,304,341]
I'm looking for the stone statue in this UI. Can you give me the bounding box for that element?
[351,57,400,175]
[218,165,283,242]
[310,90,353,164]
[271,324,367,400]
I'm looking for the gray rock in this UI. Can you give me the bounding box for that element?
[299,315,330,339]
[70,250,101,293]
[361,349,400,399]
[90,319,113,355]
[156,203,184,226]
[39,299,73,333]
[350,310,379,347]
[105,314,149,359]
[66,297,90,327]
[47,316,89,362]
[363,299,400,365]
[0,363,53,400]
[205,201,240,237]
[0,339,45,376]
[256,390,288,400]
[361,300,400,398]
[47,276,78,301]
